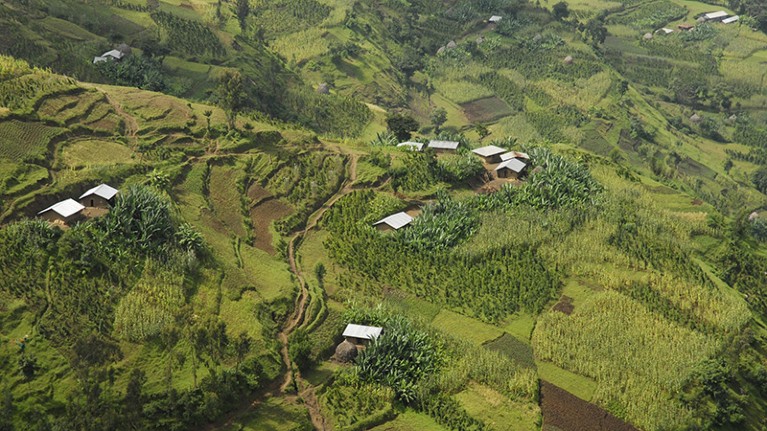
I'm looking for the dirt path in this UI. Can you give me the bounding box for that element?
[207,151,359,431]
[104,93,139,141]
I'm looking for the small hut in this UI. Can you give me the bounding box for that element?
[495,158,527,179]
[116,43,132,56]
[749,211,759,222]
[488,15,502,24]
[472,145,507,163]
[373,212,413,232]
[500,151,530,162]
[436,46,446,55]
[317,83,330,94]
[334,340,358,363]
[428,140,460,153]
[643,33,653,40]
[678,23,694,31]
[722,16,739,24]
[342,324,383,346]
[563,55,574,65]
[690,113,702,124]
[38,199,85,225]
[79,184,118,209]
[446,40,457,50]
[728,114,738,123]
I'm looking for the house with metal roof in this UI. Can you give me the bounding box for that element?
[93,49,125,64]
[472,145,507,163]
[722,15,739,24]
[397,141,424,152]
[38,199,85,225]
[428,140,460,153]
[342,324,383,345]
[495,158,527,179]
[500,151,530,162]
[703,11,729,21]
[488,15,502,23]
[79,184,118,209]
[373,212,413,232]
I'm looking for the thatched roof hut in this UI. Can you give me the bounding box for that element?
[335,340,358,363]
[563,55,573,65]
[749,211,759,222]
[446,40,457,49]
[643,33,653,40]
[317,83,330,94]
[690,113,702,123]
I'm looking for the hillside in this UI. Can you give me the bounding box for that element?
[2,0,767,430]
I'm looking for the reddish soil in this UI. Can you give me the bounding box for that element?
[248,183,272,203]
[691,198,703,206]
[541,382,639,431]
[552,295,574,315]
[249,198,293,254]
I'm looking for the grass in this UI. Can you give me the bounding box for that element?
[369,409,447,431]
[223,396,312,431]
[536,361,598,402]
[500,312,537,343]
[430,309,504,345]
[454,382,541,431]
[60,139,136,168]
[484,333,536,368]
[0,161,48,195]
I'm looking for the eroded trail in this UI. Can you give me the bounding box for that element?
[276,151,359,429]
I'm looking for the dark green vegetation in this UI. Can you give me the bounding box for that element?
[3,0,767,429]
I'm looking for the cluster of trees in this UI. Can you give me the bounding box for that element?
[151,12,225,57]
[95,54,166,92]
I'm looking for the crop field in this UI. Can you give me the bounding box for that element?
[249,198,293,254]
[541,382,638,431]
[0,120,64,162]
[460,96,513,123]
[369,410,447,431]
[455,382,540,431]
[431,309,504,345]
[60,139,135,168]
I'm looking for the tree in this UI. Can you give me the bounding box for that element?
[146,0,159,10]
[232,332,252,371]
[552,1,570,20]
[215,71,246,130]
[724,158,733,174]
[430,107,447,134]
[474,123,490,140]
[288,329,312,371]
[385,112,419,141]
[585,18,607,45]
[203,110,213,134]
[236,0,250,33]
[123,368,146,429]
[752,167,767,194]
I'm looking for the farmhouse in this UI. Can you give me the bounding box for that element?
[428,140,460,153]
[500,151,530,162]
[79,184,118,209]
[657,28,674,34]
[495,158,527,179]
[93,49,125,64]
[488,15,502,23]
[342,324,383,346]
[722,15,739,24]
[38,198,85,225]
[373,212,413,231]
[397,141,424,152]
[678,23,694,31]
[703,11,729,21]
[472,145,507,163]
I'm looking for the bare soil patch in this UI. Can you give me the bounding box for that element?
[247,183,272,204]
[461,96,513,123]
[552,296,574,315]
[541,381,638,431]
[250,198,293,254]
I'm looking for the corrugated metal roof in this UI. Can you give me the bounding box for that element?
[704,11,728,19]
[397,142,424,151]
[79,184,119,200]
[38,198,85,218]
[343,324,383,340]
[373,212,413,230]
[500,151,530,161]
[102,49,124,59]
[722,15,739,23]
[495,158,527,173]
[472,145,507,157]
[428,140,460,150]
[489,15,502,22]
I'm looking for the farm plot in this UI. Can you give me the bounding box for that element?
[60,139,135,168]
[460,96,513,123]
[455,382,540,431]
[0,119,65,162]
[249,198,293,254]
[541,382,639,431]
[209,164,247,237]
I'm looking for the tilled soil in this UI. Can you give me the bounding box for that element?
[541,381,639,431]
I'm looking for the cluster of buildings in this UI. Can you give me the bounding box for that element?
[374,142,531,232]
[93,44,131,64]
[37,184,118,225]
[676,10,739,32]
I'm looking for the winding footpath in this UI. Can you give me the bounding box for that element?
[277,151,358,430]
